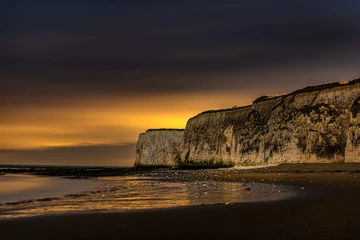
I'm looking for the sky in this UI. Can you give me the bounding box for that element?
[1,0,360,166]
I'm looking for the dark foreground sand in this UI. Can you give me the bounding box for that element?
[2,164,360,240]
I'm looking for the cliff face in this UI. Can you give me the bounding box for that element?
[135,79,360,166]
[182,79,360,164]
[134,129,184,166]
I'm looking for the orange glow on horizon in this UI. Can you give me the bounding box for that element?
[0,91,253,150]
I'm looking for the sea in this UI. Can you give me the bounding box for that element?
[0,165,298,219]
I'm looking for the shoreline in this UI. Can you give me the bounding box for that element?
[2,164,360,239]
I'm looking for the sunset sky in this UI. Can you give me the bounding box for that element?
[1,1,360,166]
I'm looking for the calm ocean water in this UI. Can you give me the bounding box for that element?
[0,174,103,203]
[0,168,298,219]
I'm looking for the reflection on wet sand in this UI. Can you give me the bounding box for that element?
[0,175,296,219]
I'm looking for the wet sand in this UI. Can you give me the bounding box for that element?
[2,163,360,240]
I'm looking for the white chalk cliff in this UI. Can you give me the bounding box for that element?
[134,129,184,167]
[135,79,360,166]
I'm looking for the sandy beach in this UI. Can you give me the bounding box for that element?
[1,163,360,240]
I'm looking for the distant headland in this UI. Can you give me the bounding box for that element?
[135,78,360,167]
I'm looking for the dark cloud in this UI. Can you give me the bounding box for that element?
[1,1,359,95]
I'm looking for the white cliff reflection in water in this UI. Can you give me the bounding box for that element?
[0,175,297,218]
